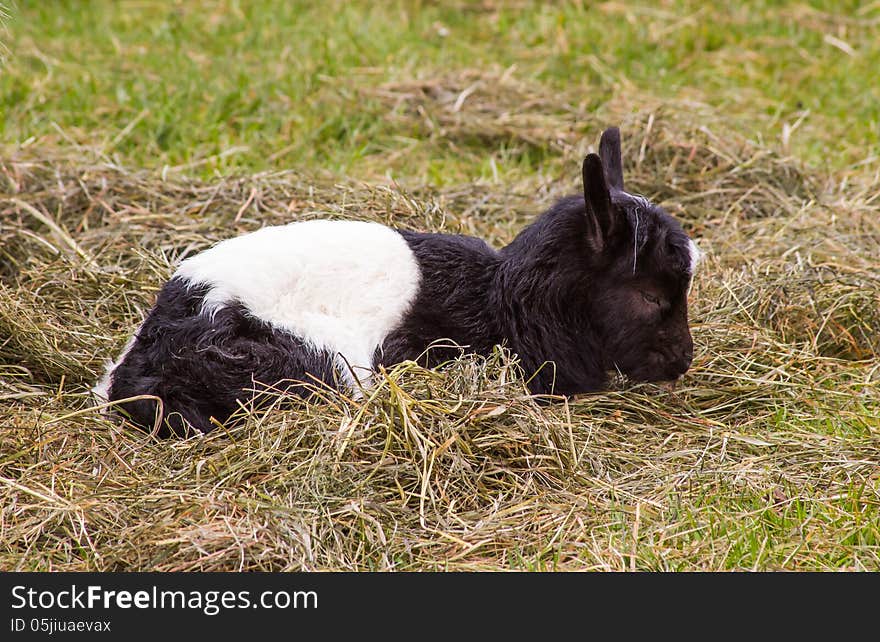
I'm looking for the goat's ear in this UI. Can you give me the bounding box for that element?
[582,153,616,252]
[599,126,624,191]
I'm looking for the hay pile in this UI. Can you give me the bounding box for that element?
[1,74,878,570]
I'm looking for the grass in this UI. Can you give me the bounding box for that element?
[0,1,878,571]
[3,1,880,179]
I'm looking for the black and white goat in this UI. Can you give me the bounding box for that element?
[94,127,701,435]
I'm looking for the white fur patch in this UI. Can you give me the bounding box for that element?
[686,239,703,296]
[687,239,703,275]
[92,336,136,403]
[174,220,421,390]
[630,193,652,211]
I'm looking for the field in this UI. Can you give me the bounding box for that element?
[1,1,878,571]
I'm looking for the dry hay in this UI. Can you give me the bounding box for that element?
[1,72,878,571]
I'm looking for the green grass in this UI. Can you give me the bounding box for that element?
[0,1,878,571]
[2,1,879,181]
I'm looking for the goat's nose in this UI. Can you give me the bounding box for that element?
[679,348,693,372]
[670,344,692,374]
[682,335,694,365]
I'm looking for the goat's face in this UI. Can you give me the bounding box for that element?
[580,128,700,384]
[588,194,698,382]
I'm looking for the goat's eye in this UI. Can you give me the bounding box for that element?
[642,292,661,306]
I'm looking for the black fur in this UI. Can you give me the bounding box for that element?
[107,278,337,436]
[378,231,503,367]
[382,188,694,396]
